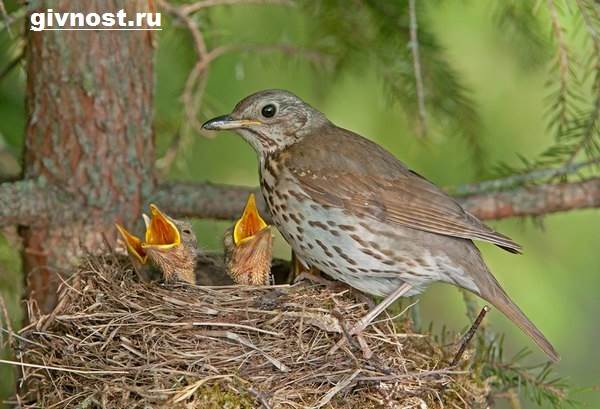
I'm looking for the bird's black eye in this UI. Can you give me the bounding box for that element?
[261,104,276,118]
[182,229,192,235]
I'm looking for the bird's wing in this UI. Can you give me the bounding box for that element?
[285,128,522,254]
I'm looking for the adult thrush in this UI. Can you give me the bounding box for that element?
[223,193,273,285]
[202,89,559,362]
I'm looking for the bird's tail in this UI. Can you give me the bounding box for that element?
[479,279,560,362]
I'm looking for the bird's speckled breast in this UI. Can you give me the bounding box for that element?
[259,152,466,297]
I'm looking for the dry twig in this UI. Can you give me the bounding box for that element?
[408,0,427,136]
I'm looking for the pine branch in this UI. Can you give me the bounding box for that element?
[0,179,81,227]
[151,177,600,222]
[459,177,600,220]
[3,175,597,227]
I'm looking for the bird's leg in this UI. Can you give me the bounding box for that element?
[349,283,413,335]
[329,282,412,356]
[289,250,321,283]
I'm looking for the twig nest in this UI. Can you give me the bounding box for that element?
[11,256,488,408]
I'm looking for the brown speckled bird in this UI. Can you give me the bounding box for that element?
[202,89,559,362]
[116,205,197,284]
[224,193,273,285]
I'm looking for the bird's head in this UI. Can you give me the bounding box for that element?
[202,89,327,155]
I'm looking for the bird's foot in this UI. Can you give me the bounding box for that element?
[328,283,413,357]
[331,309,374,359]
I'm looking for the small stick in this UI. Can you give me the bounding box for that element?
[451,305,490,366]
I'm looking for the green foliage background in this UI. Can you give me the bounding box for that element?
[0,1,599,407]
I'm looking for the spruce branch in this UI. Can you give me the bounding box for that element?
[453,158,599,195]
[298,1,485,167]
[478,339,574,408]
[546,0,575,139]
[496,0,600,176]
[568,0,600,165]
[492,0,549,67]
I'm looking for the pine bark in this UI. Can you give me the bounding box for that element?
[22,0,155,312]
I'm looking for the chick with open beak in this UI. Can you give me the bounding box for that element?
[116,205,198,284]
[224,194,273,285]
[141,204,198,284]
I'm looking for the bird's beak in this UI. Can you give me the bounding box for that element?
[142,204,181,251]
[233,194,269,245]
[202,115,262,130]
[115,224,147,264]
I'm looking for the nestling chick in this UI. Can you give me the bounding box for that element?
[141,204,198,284]
[116,205,198,284]
[224,194,273,285]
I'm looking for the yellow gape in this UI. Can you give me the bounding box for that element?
[144,204,181,250]
[233,193,268,245]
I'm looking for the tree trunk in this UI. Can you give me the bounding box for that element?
[22,0,155,312]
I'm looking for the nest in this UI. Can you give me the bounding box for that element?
[7,255,489,408]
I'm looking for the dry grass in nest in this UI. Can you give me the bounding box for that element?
[4,255,489,408]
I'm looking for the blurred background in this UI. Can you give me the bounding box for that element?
[1,1,599,407]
